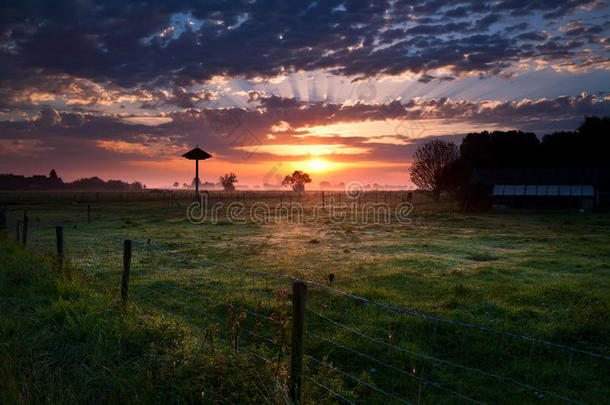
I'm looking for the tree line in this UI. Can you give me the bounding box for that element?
[0,170,144,191]
[409,116,610,201]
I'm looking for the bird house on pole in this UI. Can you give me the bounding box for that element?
[182,146,212,199]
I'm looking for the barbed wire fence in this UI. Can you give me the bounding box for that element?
[4,208,610,404]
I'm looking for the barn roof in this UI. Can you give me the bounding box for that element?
[182,147,212,160]
[492,184,594,197]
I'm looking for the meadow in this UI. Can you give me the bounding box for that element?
[1,190,609,404]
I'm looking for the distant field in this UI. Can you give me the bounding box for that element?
[2,191,609,404]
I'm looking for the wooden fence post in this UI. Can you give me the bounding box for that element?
[56,226,63,268]
[22,210,28,246]
[87,204,91,223]
[0,208,6,230]
[121,239,132,302]
[289,280,307,404]
[15,219,21,242]
[321,191,325,209]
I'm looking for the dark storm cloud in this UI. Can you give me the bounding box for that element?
[505,22,529,32]
[1,0,608,97]
[0,108,168,144]
[494,0,605,18]
[142,87,216,109]
[518,31,551,41]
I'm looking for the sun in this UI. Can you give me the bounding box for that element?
[295,158,343,173]
[306,158,330,172]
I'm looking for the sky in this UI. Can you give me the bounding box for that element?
[1,0,610,189]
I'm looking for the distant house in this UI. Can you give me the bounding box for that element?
[471,168,610,211]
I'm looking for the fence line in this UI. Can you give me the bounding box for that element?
[137,236,609,364]
[304,354,413,404]
[138,284,280,348]
[132,286,281,361]
[305,279,610,361]
[66,228,296,282]
[304,375,355,405]
[135,273,275,325]
[305,330,489,404]
[142,262,276,304]
[11,214,610,404]
[62,224,606,363]
[129,288,285,404]
[12,217,288,402]
[127,243,502,403]
[305,307,589,405]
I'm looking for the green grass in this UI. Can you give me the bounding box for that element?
[3,192,610,404]
[0,234,284,404]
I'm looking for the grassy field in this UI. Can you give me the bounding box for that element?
[0,235,284,404]
[2,191,609,404]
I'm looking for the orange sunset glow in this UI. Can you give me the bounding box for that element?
[1,0,608,190]
[2,2,610,404]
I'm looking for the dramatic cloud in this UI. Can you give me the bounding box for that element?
[1,0,609,92]
[2,94,608,168]
[1,1,609,186]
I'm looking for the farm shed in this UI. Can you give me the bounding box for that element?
[471,168,610,211]
[491,184,595,210]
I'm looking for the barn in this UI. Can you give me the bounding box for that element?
[471,168,610,211]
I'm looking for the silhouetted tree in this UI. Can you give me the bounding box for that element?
[577,116,610,167]
[220,172,238,191]
[410,140,458,201]
[437,117,610,209]
[281,170,312,192]
[488,130,540,167]
[459,131,492,168]
[68,176,141,190]
[46,168,63,187]
[541,131,579,166]
[440,157,489,210]
[319,181,331,190]
[173,181,179,188]
[458,130,540,169]
[578,115,610,136]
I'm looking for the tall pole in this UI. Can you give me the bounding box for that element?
[195,159,199,199]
